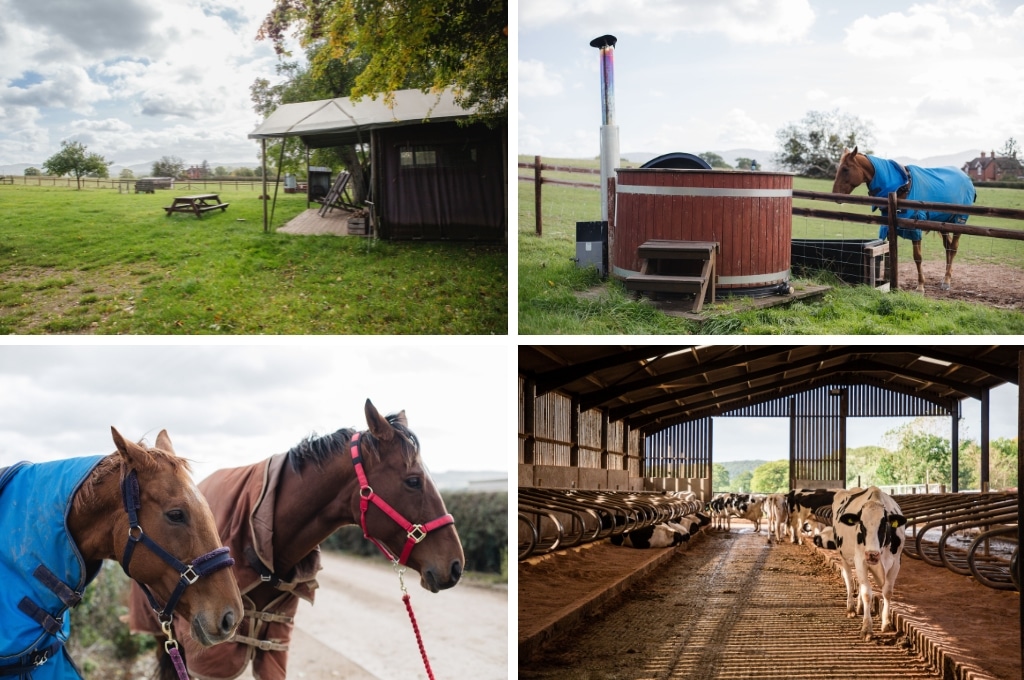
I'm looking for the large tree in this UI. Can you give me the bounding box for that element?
[251,49,372,202]
[152,156,185,179]
[257,0,507,120]
[42,141,111,189]
[773,109,875,178]
[749,460,789,494]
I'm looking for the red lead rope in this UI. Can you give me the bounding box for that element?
[350,432,447,678]
[403,592,436,680]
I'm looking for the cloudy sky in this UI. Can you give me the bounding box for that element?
[0,343,507,484]
[0,0,295,168]
[519,0,1024,162]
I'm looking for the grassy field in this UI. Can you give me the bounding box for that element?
[518,158,1024,335]
[0,184,506,334]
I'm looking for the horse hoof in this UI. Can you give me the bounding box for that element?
[940,283,950,291]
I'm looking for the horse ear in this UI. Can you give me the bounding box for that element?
[154,429,176,455]
[364,399,395,441]
[111,426,155,471]
[392,410,408,427]
[852,145,858,156]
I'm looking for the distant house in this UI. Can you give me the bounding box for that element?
[962,151,1023,181]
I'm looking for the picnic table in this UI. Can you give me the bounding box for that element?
[164,193,229,218]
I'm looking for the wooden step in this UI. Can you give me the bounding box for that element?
[625,274,707,295]
[637,240,718,260]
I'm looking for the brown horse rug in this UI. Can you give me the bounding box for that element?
[129,453,320,680]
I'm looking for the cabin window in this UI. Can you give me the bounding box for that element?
[398,143,480,170]
[400,146,438,168]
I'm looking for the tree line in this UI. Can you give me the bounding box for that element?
[714,418,1018,494]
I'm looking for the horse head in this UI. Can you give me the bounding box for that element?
[357,399,465,593]
[109,427,243,646]
[832,146,873,194]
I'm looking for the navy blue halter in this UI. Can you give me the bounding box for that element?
[119,469,234,623]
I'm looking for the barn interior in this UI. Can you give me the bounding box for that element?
[518,345,1022,678]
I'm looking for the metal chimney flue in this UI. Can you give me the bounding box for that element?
[590,34,619,223]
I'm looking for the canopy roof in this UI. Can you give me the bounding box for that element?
[248,87,476,148]
[519,345,1019,433]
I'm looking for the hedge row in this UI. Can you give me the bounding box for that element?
[321,490,508,575]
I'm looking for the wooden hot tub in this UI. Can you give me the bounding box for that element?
[612,169,793,295]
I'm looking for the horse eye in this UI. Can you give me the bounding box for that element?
[165,509,187,524]
[405,477,422,490]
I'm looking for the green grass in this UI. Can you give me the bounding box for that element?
[0,184,506,334]
[518,158,1024,335]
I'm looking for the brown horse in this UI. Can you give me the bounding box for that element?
[131,399,465,680]
[0,427,242,677]
[832,146,975,292]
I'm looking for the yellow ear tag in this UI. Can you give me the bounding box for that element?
[891,520,899,528]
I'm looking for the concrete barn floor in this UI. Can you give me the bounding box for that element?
[519,522,1019,680]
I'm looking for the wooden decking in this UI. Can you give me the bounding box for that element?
[277,208,354,236]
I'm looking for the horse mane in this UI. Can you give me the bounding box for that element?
[70,441,191,514]
[285,413,419,473]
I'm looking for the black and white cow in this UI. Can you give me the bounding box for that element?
[812,526,837,550]
[765,493,790,544]
[786,489,836,544]
[832,486,907,639]
[609,510,711,549]
[709,493,765,532]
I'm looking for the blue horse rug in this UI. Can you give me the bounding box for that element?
[0,456,105,680]
[866,155,976,241]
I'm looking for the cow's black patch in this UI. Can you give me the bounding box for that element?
[627,525,654,549]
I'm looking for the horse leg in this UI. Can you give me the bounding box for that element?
[941,232,960,290]
[913,240,924,292]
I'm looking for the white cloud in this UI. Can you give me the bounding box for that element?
[844,5,973,59]
[519,60,564,97]
[0,64,110,114]
[520,0,815,44]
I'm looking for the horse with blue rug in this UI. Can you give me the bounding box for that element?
[833,146,976,292]
[0,428,242,680]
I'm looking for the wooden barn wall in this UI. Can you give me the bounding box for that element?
[518,377,640,488]
[533,391,571,466]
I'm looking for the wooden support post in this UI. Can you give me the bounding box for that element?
[522,378,536,465]
[951,400,959,493]
[887,192,899,291]
[981,389,990,492]
[534,155,542,236]
[788,396,796,491]
[262,139,269,233]
[1017,352,1024,673]
[569,399,580,469]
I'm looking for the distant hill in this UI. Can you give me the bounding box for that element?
[720,459,770,480]
[431,470,506,492]
[892,149,980,169]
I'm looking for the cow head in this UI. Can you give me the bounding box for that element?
[838,502,907,565]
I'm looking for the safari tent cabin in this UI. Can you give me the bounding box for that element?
[248,87,507,241]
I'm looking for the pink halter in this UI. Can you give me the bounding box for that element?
[349,432,454,565]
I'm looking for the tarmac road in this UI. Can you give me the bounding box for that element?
[237,551,508,680]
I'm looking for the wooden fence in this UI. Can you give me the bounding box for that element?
[519,156,1024,290]
[1,175,282,192]
[517,155,600,235]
